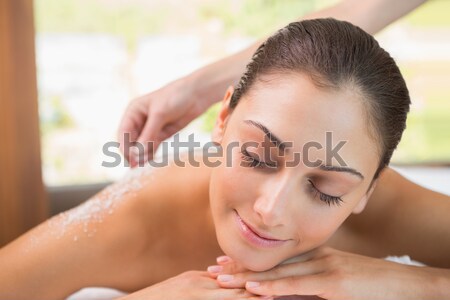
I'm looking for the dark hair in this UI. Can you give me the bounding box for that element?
[229,18,410,180]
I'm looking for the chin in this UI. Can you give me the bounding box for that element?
[240,257,279,272]
[216,227,282,272]
[226,245,280,272]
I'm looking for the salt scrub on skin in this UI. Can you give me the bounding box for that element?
[47,166,155,241]
[22,151,186,252]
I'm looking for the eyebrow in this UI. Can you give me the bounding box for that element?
[243,119,365,180]
[243,119,288,152]
[319,164,364,180]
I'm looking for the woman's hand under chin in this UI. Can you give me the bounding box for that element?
[118,270,269,300]
[207,247,447,300]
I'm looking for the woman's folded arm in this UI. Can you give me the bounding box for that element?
[0,169,164,300]
[342,167,450,268]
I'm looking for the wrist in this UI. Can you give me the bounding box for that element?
[185,68,214,104]
[188,66,228,109]
[178,38,262,113]
[188,41,260,109]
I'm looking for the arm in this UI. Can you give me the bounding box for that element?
[0,150,222,300]
[0,168,168,299]
[205,167,450,298]
[188,0,428,110]
[343,167,450,268]
[119,0,428,164]
[209,245,450,299]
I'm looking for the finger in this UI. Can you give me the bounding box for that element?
[118,103,148,167]
[117,109,142,150]
[154,115,194,150]
[216,255,233,265]
[215,258,326,289]
[207,263,247,280]
[119,131,140,168]
[205,256,231,279]
[206,288,261,300]
[219,256,248,274]
[207,259,248,280]
[244,273,330,297]
[191,272,270,299]
[206,265,223,279]
[157,122,181,145]
[136,112,164,163]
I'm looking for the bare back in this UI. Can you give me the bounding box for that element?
[1,149,449,299]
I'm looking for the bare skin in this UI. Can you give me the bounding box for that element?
[0,149,449,299]
[118,0,428,165]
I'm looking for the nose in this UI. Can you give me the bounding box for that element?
[253,175,294,228]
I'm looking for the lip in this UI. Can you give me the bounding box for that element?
[234,210,289,248]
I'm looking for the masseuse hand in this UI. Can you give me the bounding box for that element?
[117,0,427,168]
[207,247,439,300]
[119,270,269,300]
[118,77,207,167]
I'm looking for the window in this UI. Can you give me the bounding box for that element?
[35,0,450,187]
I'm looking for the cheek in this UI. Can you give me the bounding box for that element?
[293,207,354,249]
[214,145,264,205]
[213,159,259,209]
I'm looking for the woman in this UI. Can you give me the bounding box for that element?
[118,0,429,165]
[1,19,449,300]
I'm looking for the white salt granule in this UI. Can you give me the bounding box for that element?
[47,166,155,241]
[23,150,195,252]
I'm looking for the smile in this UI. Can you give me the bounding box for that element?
[234,210,289,248]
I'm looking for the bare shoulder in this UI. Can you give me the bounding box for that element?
[0,150,214,299]
[132,149,212,215]
[128,149,221,284]
[329,167,450,268]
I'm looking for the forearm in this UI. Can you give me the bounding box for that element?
[0,185,151,299]
[185,0,427,108]
[304,0,427,35]
[186,39,262,110]
[419,266,450,298]
[0,220,84,299]
[342,168,450,268]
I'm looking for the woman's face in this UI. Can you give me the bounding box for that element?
[209,73,380,271]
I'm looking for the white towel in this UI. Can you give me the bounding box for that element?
[384,254,426,267]
[66,287,126,300]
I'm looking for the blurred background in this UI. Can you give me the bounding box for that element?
[34,0,450,186]
[1,0,449,246]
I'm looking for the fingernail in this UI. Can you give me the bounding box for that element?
[246,281,260,288]
[217,274,234,282]
[216,255,231,264]
[207,265,223,273]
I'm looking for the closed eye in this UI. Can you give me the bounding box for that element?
[240,148,277,169]
[240,147,344,207]
[308,180,344,207]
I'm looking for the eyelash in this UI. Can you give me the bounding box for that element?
[240,148,344,207]
[308,180,344,207]
[240,148,277,168]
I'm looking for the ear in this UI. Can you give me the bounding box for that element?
[352,180,378,215]
[211,86,234,145]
